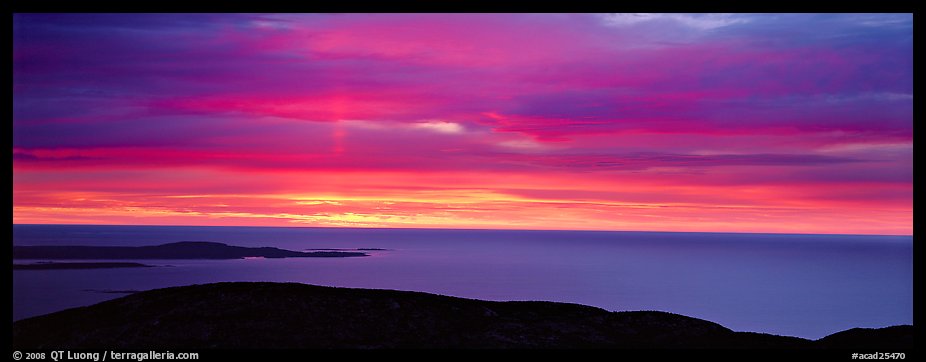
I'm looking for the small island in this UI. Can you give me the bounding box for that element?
[305,247,390,251]
[13,241,368,260]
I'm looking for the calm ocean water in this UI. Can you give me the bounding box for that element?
[12,224,912,340]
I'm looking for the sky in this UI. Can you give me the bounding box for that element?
[12,13,913,235]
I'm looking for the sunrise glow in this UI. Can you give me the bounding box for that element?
[12,14,912,235]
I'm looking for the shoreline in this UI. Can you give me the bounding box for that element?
[13,262,157,270]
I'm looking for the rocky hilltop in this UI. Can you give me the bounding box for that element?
[11,282,913,349]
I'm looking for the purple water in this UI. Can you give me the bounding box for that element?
[12,224,912,340]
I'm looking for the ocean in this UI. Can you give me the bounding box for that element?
[11,224,912,340]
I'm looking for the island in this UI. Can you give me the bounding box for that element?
[305,247,390,251]
[11,282,913,349]
[12,241,368,260]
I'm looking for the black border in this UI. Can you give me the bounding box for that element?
[8,2,920,361]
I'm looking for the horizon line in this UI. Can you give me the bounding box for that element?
[12,222,913,238]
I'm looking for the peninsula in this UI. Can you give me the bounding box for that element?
[12,241,368,259]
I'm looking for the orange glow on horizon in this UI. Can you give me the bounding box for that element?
[12,168,912,235]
